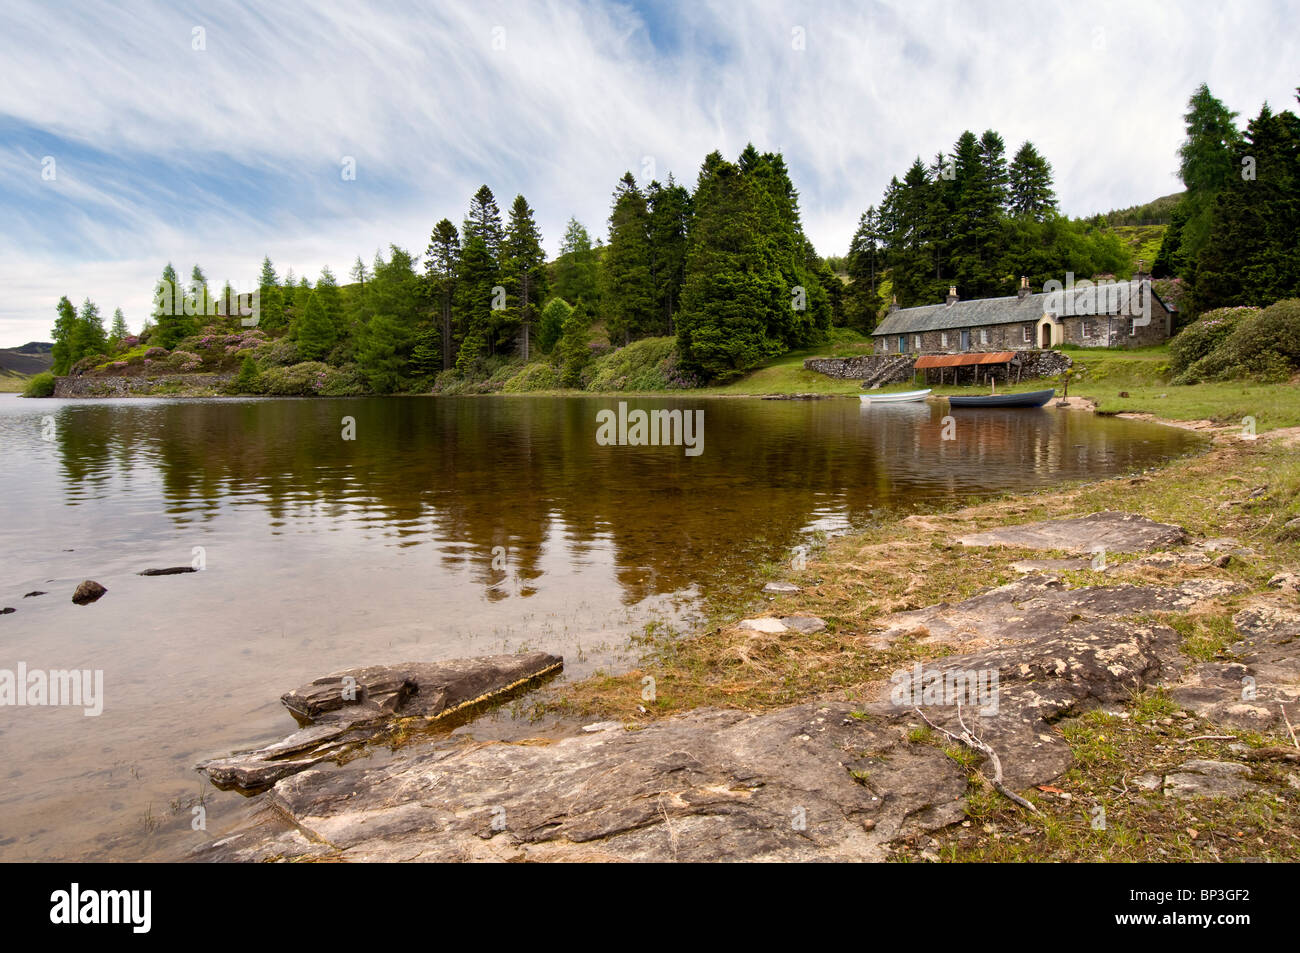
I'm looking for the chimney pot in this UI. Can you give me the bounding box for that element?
[1018,275,1030,299]
[945,286,958,306]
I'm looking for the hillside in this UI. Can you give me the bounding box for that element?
[0,342,53,375]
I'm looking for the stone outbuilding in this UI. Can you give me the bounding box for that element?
[871,275,1174,356]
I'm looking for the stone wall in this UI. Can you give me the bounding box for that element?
[53,374,232,397]
[803,355,916,387]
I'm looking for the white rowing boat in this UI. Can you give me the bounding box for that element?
[859,388,932,404]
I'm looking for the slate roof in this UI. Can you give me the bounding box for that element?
[872,280,1160,336]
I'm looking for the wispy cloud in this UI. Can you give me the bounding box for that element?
[1,0,1296,345]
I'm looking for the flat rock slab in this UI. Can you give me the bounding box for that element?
[957,512,1187,554]
[195,605,1183,862]
[1170,592,1300,732]
[1164,760,1259,799]
[738,616,828,635]
[1011,558,1092,574]
[763,581,801,594]
[875,574,1245,646]
[197,652,562,793]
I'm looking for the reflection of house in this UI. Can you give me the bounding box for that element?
[871,275,1174,355]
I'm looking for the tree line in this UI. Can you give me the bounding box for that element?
[842,132,1129,329]
[1153,84,1300,313]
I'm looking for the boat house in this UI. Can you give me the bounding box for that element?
[871,275,1174,358]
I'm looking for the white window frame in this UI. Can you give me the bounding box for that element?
[1023,324,1032,343]
[914,334,922,351]
[1128,318,1137,337]
[940,332,949,348]
[979,328,989,345]
[1082,321,1091,339]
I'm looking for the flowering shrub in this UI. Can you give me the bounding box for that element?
[1169,306,1258,381]
[144,346,168,360]
[1174,300,1300,384]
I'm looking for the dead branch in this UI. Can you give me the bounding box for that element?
[914,703,1040,815]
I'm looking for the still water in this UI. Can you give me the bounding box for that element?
[0,393,1203,860]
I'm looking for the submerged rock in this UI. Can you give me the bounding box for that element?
[22,591,46,598]
[71,580,107,605]
[197,652,562,794]
[137,567,198,576]
[957,511,1187,554]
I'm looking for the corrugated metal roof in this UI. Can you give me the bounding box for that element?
[914,351,1016,368]
[873,280,1155,336]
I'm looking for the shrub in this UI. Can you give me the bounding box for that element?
[22,371,55,397]
[502,361,561,392]
[1169,306,1256,377]
[1174,299,1300,384]
[258,337,299,368]
[584,336,680,391]
[167,350,202,372]
[143,346,168,360]
[228,355,261,394]
[258,361,332,395]
[318,364,368,396]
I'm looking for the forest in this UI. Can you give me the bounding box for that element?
[39,84,1299,397]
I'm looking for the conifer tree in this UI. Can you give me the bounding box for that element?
[602,172,655,345]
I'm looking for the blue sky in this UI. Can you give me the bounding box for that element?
[1,0,1297,346]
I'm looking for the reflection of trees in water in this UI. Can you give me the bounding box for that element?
[55,398,1197,605]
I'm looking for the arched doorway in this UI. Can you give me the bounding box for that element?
[1040,322,1051,348]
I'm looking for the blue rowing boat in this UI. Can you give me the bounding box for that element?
[947,388,1055,408]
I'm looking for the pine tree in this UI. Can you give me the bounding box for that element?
[464,185,505,257]
[1008,141,1058,221]
[676,152,785,379]
[314,267,346,347]
[425,219,460,370]
[557,300,593,387]
[553,218,599,305]
[357,246,421,392]
[294,291,336,361]
[70,298,108,365]
[231,354,260,393]
[845,208,883,332]
[454,230,500,372]
[602,172,656,345]
[153,262,193,348]
[50,296,79,374]
[503,194,548,359]
[647,177,692,333]
[1192,99,1300,310]
[256,256,286,334]
[109,308,129,348]
[188,265,209,322]
[1177,83,1244,272]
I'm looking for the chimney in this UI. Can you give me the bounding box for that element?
[889,295,899,314]
[946,285,958,306]
[1018,275,1030,299]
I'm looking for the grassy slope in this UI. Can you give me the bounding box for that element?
[0,369,30,393]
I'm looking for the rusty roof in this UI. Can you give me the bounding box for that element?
[914,351,1016,368]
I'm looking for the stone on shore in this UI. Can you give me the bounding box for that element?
[71,580,107,605]
[763,581,801,594]
[138,566,198,576]
[956,512,1187,554]
[1163,761,1259,799]
[196,652,562,793]
[738,617,788,633]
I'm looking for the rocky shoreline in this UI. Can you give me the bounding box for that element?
[192,422,1300,862]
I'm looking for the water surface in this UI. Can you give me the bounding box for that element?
[0,393,1203,860]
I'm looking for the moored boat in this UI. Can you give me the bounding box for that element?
[859,388,932,404]
[946,388,1055,408]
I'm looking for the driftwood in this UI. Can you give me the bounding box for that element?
[914,703,1040,814]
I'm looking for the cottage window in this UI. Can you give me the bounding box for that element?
[1128,318,1137,337]
[979,328,989,345]
[941,332,949,348]
[1023,324,1032,343]
[1082,321,1090,338]
[914,334,922,351]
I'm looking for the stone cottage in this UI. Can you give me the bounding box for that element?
[871,275,1174,356]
